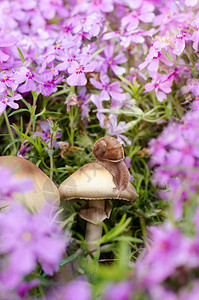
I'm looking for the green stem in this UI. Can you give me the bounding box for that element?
[25,94,37,135]
[50,134,54,180]
[3,110,17,154]
[139,215,147,238]
[69,107,74,147]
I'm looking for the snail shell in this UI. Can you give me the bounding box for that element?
[93,136,124,162]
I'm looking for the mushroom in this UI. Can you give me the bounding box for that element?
[0,156,60,212]
[59,162,138,254]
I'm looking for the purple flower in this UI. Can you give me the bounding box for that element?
[67,58,97,86]
[90,73,126,101]
[121,2,154,31]
[0,204,67,291]
[0,33,17,64]
[90,94,107,128]
[0,165,33,201]
[14,67,41,93]
[96,44,127,76]
[137,223,190,287]
[0,93,22,115]
[106,114,131,145]
[145,72,173,102]
[17,140,33,158]
[185,0,198,6]
[0,71,18,93]
[182,78,199,97]
[34,120,62,149]
[89,0,114,13]
[139,42,173,72]
[172,30,189,56]
[47,277,92,300]
[104,281,134,300]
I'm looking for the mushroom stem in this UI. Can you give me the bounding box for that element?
[85,200,105,256]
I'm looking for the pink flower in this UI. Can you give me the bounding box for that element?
[47,277,92,300]
[88,0,114,13]
[145,73,173,102]
[0,165,33,201]
[0,71,18,93]
[139,41,173,72]
[121,1,154,31]
[0,94,22,115]
[13,67,41,93]
[0,204,68,291]
[172,31,189,56]
[90,73,126,101]
[96,44,127,76]
[67,58,97,86]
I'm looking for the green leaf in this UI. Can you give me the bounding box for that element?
[90,47,105,60]
[60,251,82,268]
[8,108,29,117]
[51,88,71,97]
[95,214,132,245]
[17,47,25,62]
[112,236,143,243]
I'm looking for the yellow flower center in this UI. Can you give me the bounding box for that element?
[4,8,11,14]
[22,231,32,242]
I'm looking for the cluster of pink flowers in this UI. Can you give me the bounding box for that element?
[0,166,69,298]
[102,213,199,300]
[1,0,199,144]
[149,100,199,218]
[2,0,199,299]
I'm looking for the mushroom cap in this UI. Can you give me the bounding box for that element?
[59,162,138,203]
[0,156,60,212]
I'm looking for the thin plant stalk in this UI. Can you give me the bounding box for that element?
[3,110,17,155]
[25,94,37,135]
[50,134,54,180]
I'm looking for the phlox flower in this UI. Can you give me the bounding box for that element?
[0,93,22,115]
[124,0,143,9]
[90,94,107,128]
[96,44,127,76]
[88,0,114,13]
[90,73,126,101]
[0,1,25,31]
[17,140,33,158]
[121,1,154,31]
[172,30,189,56]
[149,110,199,218]
[0,204,67,291]
[39,0,68,20]
[145,72,173,102]
[0,165,33,201]
[67,58,97,86]
[106,114,131,145]
[47,277,92,300]
[190,14,199,51]
[120,29,145,48]
[73,13,104,39]
[137,224,191,287]
[104,281,134,300]
[184,0,198,7]
[0,33,17,64]
[0,71,18,93]
[182,78,199,97]
[55,47,81,72]
[13,67,41,93]
[34,120,62,149]
[139,41,173,72]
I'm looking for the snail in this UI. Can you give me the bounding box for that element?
[93,136,131,199]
